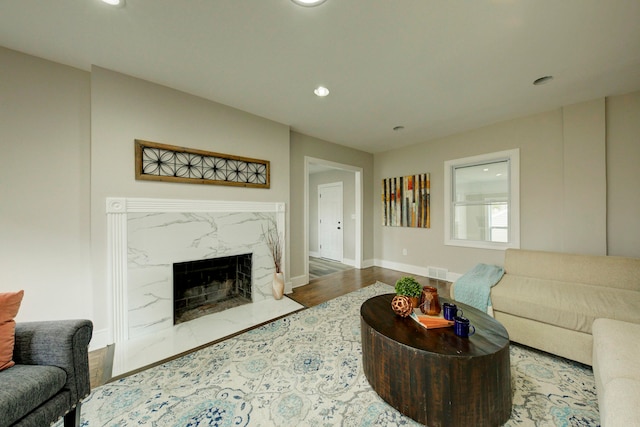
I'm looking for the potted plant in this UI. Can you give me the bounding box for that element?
[395,276,422,307]
[262,220,284,300]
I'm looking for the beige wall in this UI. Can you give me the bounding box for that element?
[309,170,357,262]
[290,132,374,281]
[0,47,92,322]
[90,67,291,340]
[2,45,638,346]
[607,92,640,257]
[561,98,607,255]
[374,93,638,276]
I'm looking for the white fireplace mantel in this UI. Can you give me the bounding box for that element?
[106,197,286,344]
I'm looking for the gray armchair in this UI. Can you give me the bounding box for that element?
[0,319,93,427]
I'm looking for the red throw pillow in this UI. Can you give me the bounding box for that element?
[0,290,24,371]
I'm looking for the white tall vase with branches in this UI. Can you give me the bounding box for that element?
[263,220,284,300]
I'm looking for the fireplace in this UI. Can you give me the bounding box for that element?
[173,253,252,325]
[106,197,286,343]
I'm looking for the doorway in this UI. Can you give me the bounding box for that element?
[304,156,363,283]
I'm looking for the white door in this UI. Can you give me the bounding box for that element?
[318,182,343,262]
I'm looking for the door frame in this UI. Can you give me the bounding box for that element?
[304,156,363,283]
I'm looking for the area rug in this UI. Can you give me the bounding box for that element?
[69,282,599,426]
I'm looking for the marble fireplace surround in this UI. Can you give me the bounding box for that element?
[106,197,288,344]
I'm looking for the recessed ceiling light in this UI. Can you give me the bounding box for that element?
[100,0,125,6]
[533,75,553,85]
[314,86,330,97]
[291,0,328,6]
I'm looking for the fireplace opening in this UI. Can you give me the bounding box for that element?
[173,253,252,325]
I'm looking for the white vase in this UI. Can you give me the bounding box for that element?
[272,272,285,300]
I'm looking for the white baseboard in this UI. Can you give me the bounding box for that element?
[374,259,430,278]
[284,279,293,295]
[373,259,462,283]
[362,258,375,268]
[309,251,320,258]
[290,274,309,288]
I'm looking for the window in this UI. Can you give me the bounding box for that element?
[444,149,520,250]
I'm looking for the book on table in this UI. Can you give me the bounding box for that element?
[409,311,454,329]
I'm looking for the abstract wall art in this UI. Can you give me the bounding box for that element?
[382,173,430,228]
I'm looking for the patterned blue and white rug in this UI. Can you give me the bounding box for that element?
[72,282,599,426]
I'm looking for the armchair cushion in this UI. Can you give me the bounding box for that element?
[0,290,24,371]
[0,364,67,426]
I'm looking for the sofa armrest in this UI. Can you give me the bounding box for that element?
[13,320,93,403]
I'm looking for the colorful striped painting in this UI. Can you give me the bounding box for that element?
[382,173,430,228]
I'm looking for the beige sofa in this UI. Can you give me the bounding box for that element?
[489,248,640,365]
[482,248,640,426]
[592,318,640,426]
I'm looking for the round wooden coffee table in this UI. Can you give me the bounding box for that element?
[361,294,511,427]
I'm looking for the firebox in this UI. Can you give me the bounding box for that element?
[173,253,252,325]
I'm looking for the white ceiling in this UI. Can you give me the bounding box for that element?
[1,0,639,154]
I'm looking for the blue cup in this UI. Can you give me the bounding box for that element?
[454,316,476,338]
[443,302,463,321]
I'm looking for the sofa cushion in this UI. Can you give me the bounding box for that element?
[491,276,640,334]
[593,318,640,386]
[0,290,24,371]
[0,364,67,426]
[598,377,640,426]
[503,249,640,292]
[593,319,640,426]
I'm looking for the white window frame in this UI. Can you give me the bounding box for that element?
[444,148,520,250]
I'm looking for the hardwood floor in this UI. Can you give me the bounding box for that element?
[308,256,353,279]
[288,266,451,307]
[88,266,451,388]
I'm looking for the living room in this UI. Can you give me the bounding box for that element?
[1,1,639,426]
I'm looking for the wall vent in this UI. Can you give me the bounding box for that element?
[427,266,448,280]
